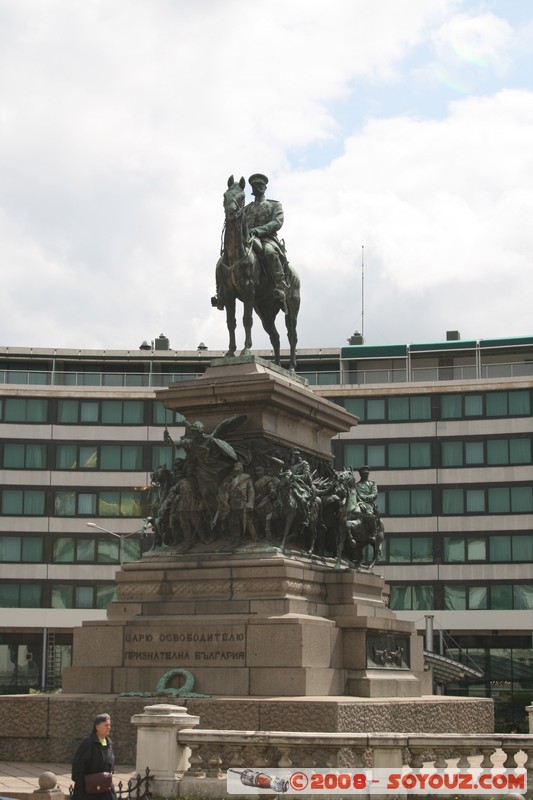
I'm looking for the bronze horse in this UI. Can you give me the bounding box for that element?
[217,175,300,370]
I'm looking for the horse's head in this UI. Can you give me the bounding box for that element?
[223,175,246,222]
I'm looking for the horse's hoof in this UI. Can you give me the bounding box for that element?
[240,348,251,357]
[225,350,236,358]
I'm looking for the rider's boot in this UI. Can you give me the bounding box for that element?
[269,253,288,313]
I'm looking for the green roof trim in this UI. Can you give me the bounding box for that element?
[480,335,533,348]
[341,344,408,359]
[409,340,477,352]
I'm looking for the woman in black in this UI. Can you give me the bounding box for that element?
[71,713,116,800]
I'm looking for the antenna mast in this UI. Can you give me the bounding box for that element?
[361,245,365,342]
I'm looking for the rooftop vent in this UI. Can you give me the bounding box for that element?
[348,331,364,345]
[154,333,170,351]
[446,330,460,341]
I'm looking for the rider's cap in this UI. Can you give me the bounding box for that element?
[249,173,269,187]
[358,465,370,473]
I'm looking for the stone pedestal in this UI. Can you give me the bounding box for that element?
[62,552,427,698]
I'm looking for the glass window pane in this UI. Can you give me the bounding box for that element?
[514,585,533,610]
[488,487,510,513]
[511,486,533,513]
[21,537,43,561]
[97,538,119,563]
[53,538,75,563]
[388,397,409,421]
[79,446,98,469]
[23,490,44,515]
[0,584,19,606]
[0,537,21,560]
[443,537,465,563]
[152,445,174,470]
[123,538,141,562]
[3,444,25,468]
[20,584,42,607]
[491,585,512,610]
[409,396,431,420]
[410,442,431,467]
[465,441,484,465]
[441,395,461,418]
[99,492,120,516]
[388,491,410,515]
[56,445,78,469]
[412,537,433,563]
[509,438,531,464]
[100,446,121,470]
[25,444,46,468]
[75,586,93,608]
[51,585,74,608]
[468,586,487,609]
[489,535,511,562]
[466,489,485,513]
[80,402,99,422]
[78,494,96,515]
[442,441,462,467]
[467,538,486,560]
[444,585,466,610]
[413,585,434,609]
[390,586,411,610]
[344,398,365,419]
[389,443,409,468]
[55,492,76,516]
[464,395,483,416]
[443,490,464,514]
[77,539,95,561]
[487,440,508,465]
[26,399,47,422]
[486,392,507,416]
[411,490,432,515]
[508,390,530,415]
[512,535,533,561]
[58,400,78,423]
[122,401,143,424]
[120,492,142,517]
[389,538,411,563]
[96,585,116,609]
[367,445,385,468]
[366,399,385,420]
[121,446,142,470]
[101,401,121,424]
[2,490,23,514]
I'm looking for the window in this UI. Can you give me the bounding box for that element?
[152,402,185,425]
[387,536,433,563]
[1,490,45,515]
[342,395,431,422]
[2,443,47,469]
[441,438,532,468]
[388,442,431,468]
[56,444,143,470]
[54,489,144,518]
[387,489,432,516]
[0,536,43,562]
[0,398,48,422]
[51,584,116,608]
[152,445,174,470]
[57,399,144,424]
[440,390,530,419]
[0,583,42,607]
[389,585,434,610]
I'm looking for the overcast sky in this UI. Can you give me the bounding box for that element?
[1,0,532,354]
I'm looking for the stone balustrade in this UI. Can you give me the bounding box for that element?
[176,729,533,798]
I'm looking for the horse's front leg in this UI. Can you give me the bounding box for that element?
[240,267,254,355]
[225,296,237,357]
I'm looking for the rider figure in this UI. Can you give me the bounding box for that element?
[212,173,289,314]
[354,466,379,538]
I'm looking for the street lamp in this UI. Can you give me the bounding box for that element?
[85,522,146,566]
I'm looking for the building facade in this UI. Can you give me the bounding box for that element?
[0,335,531,728]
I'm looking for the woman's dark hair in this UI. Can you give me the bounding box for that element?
[93,713,111,729]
